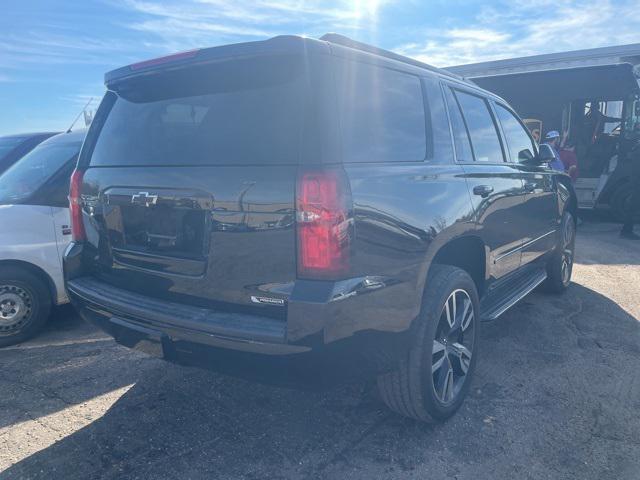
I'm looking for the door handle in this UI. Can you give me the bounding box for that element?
[61,225,72,236]
[524,182,536,192]
[473,185,494,198]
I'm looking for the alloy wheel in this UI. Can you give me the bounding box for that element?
[560,215,575,286]
[431,289,475,405]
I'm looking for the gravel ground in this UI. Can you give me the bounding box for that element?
[1,221,639,480]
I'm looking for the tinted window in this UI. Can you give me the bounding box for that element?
[89,55,305,166]
[423,77,454,163]
[495,104,536,163]
[454,90,505,163]
[335,62,426,163]
[0,136,27,161]
[0,141,80,204]
[443,87,474,162]
[40,162,76,207]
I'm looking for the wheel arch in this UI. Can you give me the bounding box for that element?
[426,235,488,298]
[0,260,58,304]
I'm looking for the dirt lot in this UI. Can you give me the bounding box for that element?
[1,222,639,480]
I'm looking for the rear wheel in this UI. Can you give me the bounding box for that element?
[0,267,51,348]
[542,210,576,293]
[377,265,479,422]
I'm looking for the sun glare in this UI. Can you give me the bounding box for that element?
[353,0,381,18]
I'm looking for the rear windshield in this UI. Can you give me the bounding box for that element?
[0,141,79,204]
[0,136,27,161]
[89,55,306,167]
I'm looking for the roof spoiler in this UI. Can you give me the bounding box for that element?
[104,35,315,87]
[320,33,463,81]
[104,33,464,87]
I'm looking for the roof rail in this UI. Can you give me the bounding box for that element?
[319,33,462,80]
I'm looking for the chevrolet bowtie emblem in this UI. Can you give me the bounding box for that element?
[131,192,158,207]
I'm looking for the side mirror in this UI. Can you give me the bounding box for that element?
[517,148,534,162]
[535,144,556,165]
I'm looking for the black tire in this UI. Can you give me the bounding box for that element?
[377,265,479,422]
[0,267,51,348]
[542,210,576,294]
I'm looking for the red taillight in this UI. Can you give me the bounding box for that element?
[296,169,352,279]
[69,169,86,242]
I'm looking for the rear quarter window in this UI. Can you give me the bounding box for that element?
[443,87,474,163]
[334,61,427,163]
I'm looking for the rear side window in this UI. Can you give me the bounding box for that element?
[443,87,474,163]
[454,90,505,163]
[423,76,454,163]
[494,104,536,163]
[89,55,306,166]
[335,62,426,163]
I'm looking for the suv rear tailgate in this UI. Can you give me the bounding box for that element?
[76,51,311,316]
[82,165,297,314]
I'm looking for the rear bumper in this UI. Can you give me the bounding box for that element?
[64,241,417,380]
[67,276,406,384]
[67,276,308,356]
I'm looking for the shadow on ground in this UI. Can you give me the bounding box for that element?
[2,281,640,479]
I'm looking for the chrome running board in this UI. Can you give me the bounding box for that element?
[480,268,547,321]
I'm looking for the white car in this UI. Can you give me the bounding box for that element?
[0,130,85,347]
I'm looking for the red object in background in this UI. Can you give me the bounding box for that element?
[560,149,579,182]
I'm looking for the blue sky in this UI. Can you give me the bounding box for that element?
[1,0,639,135]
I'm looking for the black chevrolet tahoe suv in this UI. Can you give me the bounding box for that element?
[64,34,577,422]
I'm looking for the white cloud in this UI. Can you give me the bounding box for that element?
[0,33,134,69]
[397,0,640,67]
[59,91,104,109]
[117,0,392,52]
